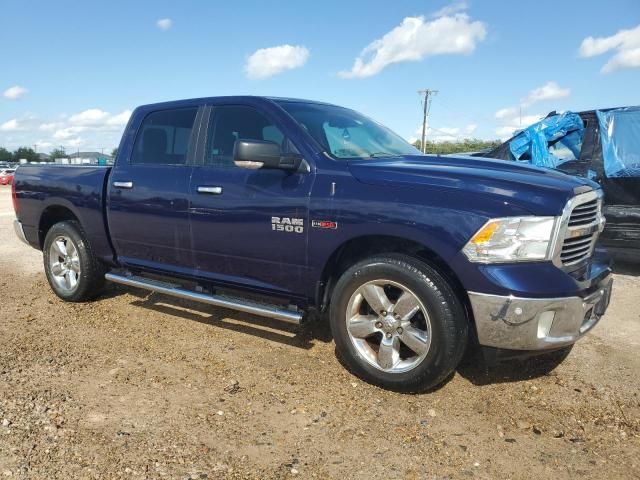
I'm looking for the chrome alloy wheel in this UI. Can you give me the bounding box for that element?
[48,235,81,293]
[345,279,432,373]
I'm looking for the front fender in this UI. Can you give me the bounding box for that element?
[307,174,534,298]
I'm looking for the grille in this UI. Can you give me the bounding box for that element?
[558,193,603,267]
[567,198,599,227]
[561,235,594,264]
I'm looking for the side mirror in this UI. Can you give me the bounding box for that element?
[233,139,302,171]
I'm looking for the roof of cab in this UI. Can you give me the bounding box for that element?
[134,95,339,112]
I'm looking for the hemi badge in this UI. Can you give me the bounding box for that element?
[312,220,338,230]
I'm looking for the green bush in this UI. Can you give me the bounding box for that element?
[413,139,501,155]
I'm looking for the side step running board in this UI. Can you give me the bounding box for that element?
[105,273,303,325]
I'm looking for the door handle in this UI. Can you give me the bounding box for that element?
[113,181,134,189]
[197,186,223,195]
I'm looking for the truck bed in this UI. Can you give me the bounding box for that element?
[14,165,115,263]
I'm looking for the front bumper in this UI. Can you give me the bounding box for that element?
[469,273,613,350]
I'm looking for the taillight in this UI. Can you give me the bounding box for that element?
[11,180,18,216]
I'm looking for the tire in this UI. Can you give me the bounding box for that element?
[43,220,106,302]
[329,254,468,392]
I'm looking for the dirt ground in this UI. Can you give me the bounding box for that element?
[0,185,638,479]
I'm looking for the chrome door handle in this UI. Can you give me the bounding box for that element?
[113,181,133,189]
[197,186,223,195]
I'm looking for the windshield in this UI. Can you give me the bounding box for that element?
[278,101,421,159]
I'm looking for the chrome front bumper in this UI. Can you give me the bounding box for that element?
[13,219,29,245]
[469,275,613,350]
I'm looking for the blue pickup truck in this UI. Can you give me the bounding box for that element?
[12,96,613,391]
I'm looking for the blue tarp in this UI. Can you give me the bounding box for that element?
[596,107,640,178]
[509,112,584,169]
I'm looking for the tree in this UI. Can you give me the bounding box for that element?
[49,148,68,160]
[111,148,118,158]
[0,147,12,162]
[12,147,39,163]
[413,138,501,155]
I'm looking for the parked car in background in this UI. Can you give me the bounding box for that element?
[12,96,612,391]
[475,107,640,261]
[0,168,16,185]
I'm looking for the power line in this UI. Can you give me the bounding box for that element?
[418,89,438,153]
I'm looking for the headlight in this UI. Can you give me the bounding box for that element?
[463,216,557,263]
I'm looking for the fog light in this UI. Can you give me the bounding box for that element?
[537,311,555,339]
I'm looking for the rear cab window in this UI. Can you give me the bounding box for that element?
[131,108,198,165]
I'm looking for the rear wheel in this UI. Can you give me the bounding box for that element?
[43,221,106,302]
[330,255,468,392]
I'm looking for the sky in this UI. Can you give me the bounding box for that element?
[1,0,639,154]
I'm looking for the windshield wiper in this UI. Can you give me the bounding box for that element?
[369,152,397,158]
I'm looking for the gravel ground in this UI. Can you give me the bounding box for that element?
[0,185,638,479]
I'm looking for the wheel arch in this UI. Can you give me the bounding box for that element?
[38,204,80,249]
[316,235,472,325]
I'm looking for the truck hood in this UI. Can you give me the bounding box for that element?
[348,154,598,216]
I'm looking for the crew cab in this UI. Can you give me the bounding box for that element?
[12,96,613,391]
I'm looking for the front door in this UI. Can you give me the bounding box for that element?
[188,105,314,297]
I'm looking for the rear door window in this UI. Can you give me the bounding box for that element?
[131,108,198,165]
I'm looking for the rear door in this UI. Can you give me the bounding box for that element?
[107,106,202,274]
[188,104,314,297]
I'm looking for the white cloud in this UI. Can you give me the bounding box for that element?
[35,141,54,151]
[522,81,570,107]
[494,81,570,120]
[39,122,62,131]
[338,13,486,78]
[494,114,544,140]
[106,110,132,126]
[493,82,569,138]
[412,123,478,143]
[53,109,128,141]
[69,108,110,126]
[579,24,640,73]
[1,107,131,153]
[0,119,21,131]
[53,126,87,140]
[519,114,544,126]
[495,125,518,139]
[156,18,172,30]
[3,85,28,99]
[431,1,469,18]
[494,107,518,120]
[245,45,310,79]
[66,137,84,148]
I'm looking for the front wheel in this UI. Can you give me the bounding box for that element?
[43,221,106,302]
[330,255,468,392]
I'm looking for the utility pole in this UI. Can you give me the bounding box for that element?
[418,89,438,154]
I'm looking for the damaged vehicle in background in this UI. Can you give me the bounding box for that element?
[475,106,640,262]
